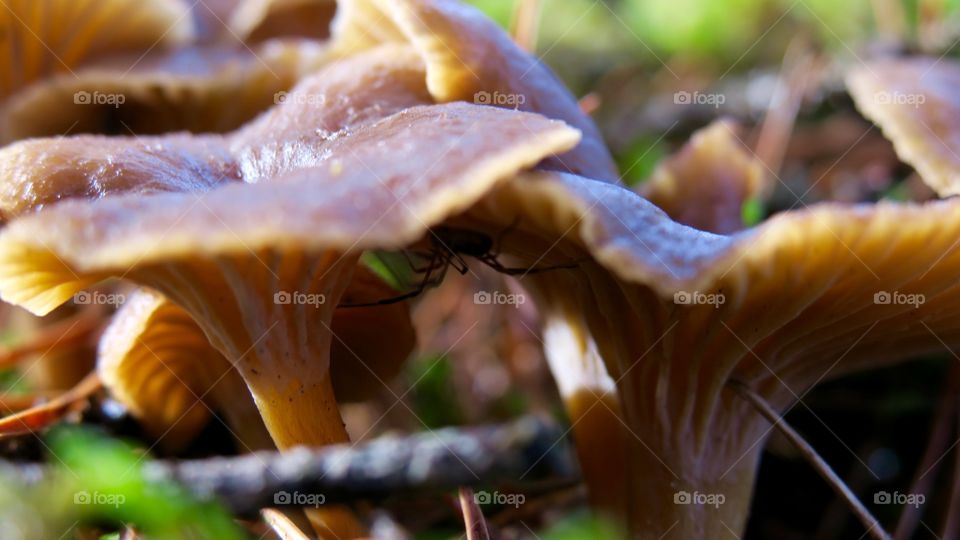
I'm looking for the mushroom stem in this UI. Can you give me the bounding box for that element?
[728,380,891,540]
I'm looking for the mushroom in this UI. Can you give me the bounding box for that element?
[99,265,415,453]
[411,168,960,538]
[846,57,960,196]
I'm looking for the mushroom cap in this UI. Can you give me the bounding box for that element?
[230,0,337,42]
[0,102,579,318]
[847,56,960,196]
[640,119,765,234]
[330,0,618,182]
[0,44,428,219]
[0,0,193,101]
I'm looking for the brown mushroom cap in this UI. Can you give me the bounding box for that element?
[847,56,960,196]
[0,44,428,219]
[330,0,619,182]
[640,119,765,234]
[230,0,337,42]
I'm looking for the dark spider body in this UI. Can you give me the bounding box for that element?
[342,224,576,307]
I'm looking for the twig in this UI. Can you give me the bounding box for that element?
[459,487,491,540]
[2,417,575,516]
[895,364,959,540]
[0,372,101,437]
[729,380,892,540]
[0,304,104,369]
[261,508,311,540]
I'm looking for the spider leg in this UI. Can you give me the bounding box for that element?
[477,254,579,276]
[491,216,522,257]
[341,250,447,307]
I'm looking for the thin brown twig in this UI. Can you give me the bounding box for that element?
[729,380,892,540]
[458,487,491,540]
[0,304,104,369]
[0,372,101,437]
[261,508,311,540]
[895,363,959,540]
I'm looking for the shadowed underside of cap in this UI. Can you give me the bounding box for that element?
[847,57,960,196]
[445,171,960,537]
[0,0,193,101]
[330,0,619,182]
[2,41,328,142]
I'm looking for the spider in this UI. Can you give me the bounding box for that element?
[341,221,578,308]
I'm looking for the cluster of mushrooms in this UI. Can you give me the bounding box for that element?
[3,0,960,538]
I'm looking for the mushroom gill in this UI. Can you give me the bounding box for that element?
[98,266,415,453]
[425,169,960,538]
[0,0,192,102]
[229,0,337,42]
